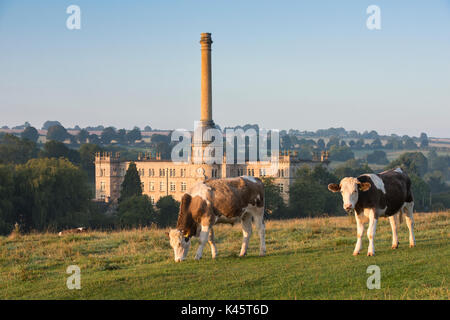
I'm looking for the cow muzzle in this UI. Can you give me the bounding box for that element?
[344,204,354,212]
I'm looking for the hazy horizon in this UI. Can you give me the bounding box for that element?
[1,1,449,138]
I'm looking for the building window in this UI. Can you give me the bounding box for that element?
[278,183,284,193]
[180,168,186,177]
[181,182,187,192]
[170,182,176,192]
[141,182,144,191]
[149,181,155,191]
[100,181,106,191]
[160,182,164,191]
[150,196,155,205]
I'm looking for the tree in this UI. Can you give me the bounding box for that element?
[366,150,388,165]
[0,165,15,234]
[14,158,91,231]
[403,137,418,150]
[76,129,89,144]
[155,195,179,228]
[88,134,101,145]
[328,145,354,161]
[420,132,429,148]
[387,152,428,177]
[101,127,117,145]
[326,136,340,149]
[117,129,127,144]
[355,138,365,150]
[289,165,341,217]
[317,139,325,150]
[40,140,80,164]
[117,195,155,228]
[0,134,38,164]
[425,171,447,194]
[333,159,373,180]
[385,137,404,150]
[126,127,142,144]
[21,126,39,143]
[370,138,383,149]
[46,124,69,142]
[260,177,287,219]
[409,173,430,211]
[151,134,170,144]
[42,120,62,130]
[119,162,142,202]
[348,140,356,148]
[79,143,103,180]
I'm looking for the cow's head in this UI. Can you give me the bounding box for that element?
[168,229,191,262]
[168,193,195,262]
[328,177,371,212]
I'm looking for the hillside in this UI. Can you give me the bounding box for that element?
[1,212,448,299]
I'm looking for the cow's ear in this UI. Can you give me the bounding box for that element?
[328,183,340,193]
[359,182,371,192]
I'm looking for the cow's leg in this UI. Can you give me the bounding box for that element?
[389,214,399,249]
[366,209,378,256]
[239,213,253,257]
[252,206,266,256]
[208,228,217,259]
[404,202,415,248]
[195,224,210,260]
[353,212,364,256]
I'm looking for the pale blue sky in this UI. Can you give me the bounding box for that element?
[0,0,449,137]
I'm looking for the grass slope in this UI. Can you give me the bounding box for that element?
[1,212,448,300]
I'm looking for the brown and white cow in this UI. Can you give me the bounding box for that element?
[328,168,415,256]
[168,176,266,262]
[58,227,87,236]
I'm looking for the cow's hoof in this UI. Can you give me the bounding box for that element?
[352,252,360,256]
[239,253,247,257]
[259,252,266,257]
[195,256,202,260]
[409,244,415,248]
[391,244,399,249]
[367,252,375,256]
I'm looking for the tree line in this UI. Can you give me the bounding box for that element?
[264,152,450,219]
[0,130,448,235]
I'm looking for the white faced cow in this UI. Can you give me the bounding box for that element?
[168,176,266,262]
[328,168,415,256]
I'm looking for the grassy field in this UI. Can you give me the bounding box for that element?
[1,212,448,300]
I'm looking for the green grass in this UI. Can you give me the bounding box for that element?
[1,212,448,300]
